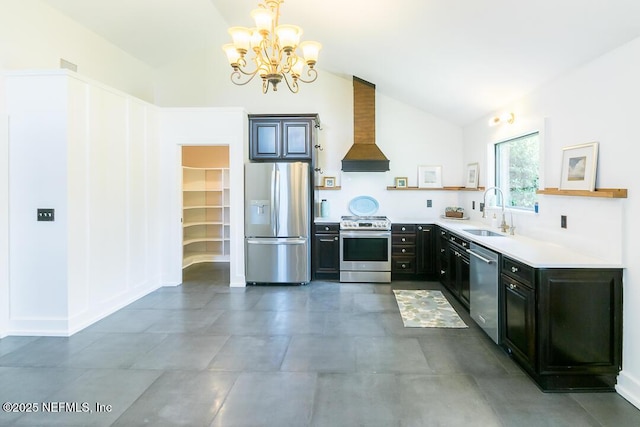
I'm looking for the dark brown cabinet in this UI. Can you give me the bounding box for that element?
[502,271,536,368]
[249,114,318,161]
[391,224,435,280]
[416,224,435,277]
[436,227,449,285]
[500,255,623,391]
[391,224,416,276]
[439,229,470,309]
[312,223,340,280]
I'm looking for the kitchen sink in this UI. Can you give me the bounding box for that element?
[462,228,504,237]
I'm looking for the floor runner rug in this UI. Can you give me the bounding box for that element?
[393,289,468,328]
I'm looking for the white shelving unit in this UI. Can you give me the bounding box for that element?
[182,146,230,268]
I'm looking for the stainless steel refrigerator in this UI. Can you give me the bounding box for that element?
[244,162,310,284]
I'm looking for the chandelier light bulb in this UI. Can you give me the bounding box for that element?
[300,41,321,66]
[228,27,251,55]
[251,8,273,35]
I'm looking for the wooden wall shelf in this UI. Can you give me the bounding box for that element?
[386,186,485,191]
[536,188,627,198]
[315,186,342,190]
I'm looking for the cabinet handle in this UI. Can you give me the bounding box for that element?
[401,248,406,253]
[401,227,406,231]
[450,237,455,241]
[511,266,519,273]
[401,264,406,268]
[440,270,446,275]
[462,242,467,247]
[440,248,445,253]
[324,226,329,231]
[441,231,446,236]
[401,237,406,242]
[334,236,338,241]
[319,238,336,242]
[418,226,422,230]
[509,283,517,290]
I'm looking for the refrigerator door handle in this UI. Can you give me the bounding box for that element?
[274,168,281,236]
[246,238,306,245]
[270,168,277,236]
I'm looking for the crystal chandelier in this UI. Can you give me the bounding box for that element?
[222,0,322,93]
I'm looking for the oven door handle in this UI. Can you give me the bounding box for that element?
[340,231,391,238]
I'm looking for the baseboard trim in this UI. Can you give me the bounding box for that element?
[616,371,640,410]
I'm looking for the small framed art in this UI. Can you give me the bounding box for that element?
[559,142,598,191]
[322,176,336,188]
[395,177,408,188]
[418,165,443,188]
[465,163,479,189]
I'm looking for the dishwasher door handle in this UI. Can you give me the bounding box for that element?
[467,249,495,264]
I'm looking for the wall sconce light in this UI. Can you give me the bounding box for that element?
[488,112,515,127]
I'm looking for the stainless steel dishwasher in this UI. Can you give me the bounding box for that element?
[468,242,500,344]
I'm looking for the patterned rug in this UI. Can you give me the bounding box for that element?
[393,290,468,328]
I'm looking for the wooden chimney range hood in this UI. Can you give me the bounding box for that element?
[341,76,390,172]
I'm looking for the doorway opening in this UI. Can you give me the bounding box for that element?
[181,145,230,275]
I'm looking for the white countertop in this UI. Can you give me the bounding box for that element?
[313,217,622,269]
[435,218,622,269]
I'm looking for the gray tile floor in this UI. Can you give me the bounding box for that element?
[1,263,639,426]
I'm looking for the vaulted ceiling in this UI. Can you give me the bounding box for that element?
[43,0,640,125]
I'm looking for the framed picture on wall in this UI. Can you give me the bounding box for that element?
[394,177,408,188]
[465,163,479,189]
[418,165,443,188]
[559,142,598,191]
[323,176,336,188]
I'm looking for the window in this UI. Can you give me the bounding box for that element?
[495,132,539,210]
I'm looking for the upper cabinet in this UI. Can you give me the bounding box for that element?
[249,114,318,161]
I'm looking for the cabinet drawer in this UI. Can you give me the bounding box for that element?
[502,256,535,285]
[448,233,470,250]
[392,258,416,272]
[392,234,416,245]
[392,245,415,256]
[392,224,416,233]
[314,223,339,233]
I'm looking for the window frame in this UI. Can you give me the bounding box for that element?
[492,131,541,212]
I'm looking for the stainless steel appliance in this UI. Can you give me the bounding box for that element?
[339,216,391,283]
[244,162,310,284]
[468,242,500,343]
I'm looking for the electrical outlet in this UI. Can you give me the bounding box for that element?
[427,199,432,208]
[37,208,55,221]
[561,215,567,228]
[480,202,485,212]
[472,201,476,210]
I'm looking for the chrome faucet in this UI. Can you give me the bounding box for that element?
[482,186,509,233]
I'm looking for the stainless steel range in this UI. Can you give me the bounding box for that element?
[339,216,391,283]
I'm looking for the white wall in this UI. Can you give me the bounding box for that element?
[5,71,161,335]
[462,36,640,408]
[0,115,8,337]
[0,0,154,107]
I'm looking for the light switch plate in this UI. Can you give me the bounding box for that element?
[37,208,55,221]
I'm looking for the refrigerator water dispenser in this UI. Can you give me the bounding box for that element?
[249,200,270,224]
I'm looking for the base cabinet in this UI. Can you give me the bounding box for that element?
[439,228,470,309]
[500,256,623,391]
[392,224,435,280]
[312,223,340,280]
[501,274,536,368]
